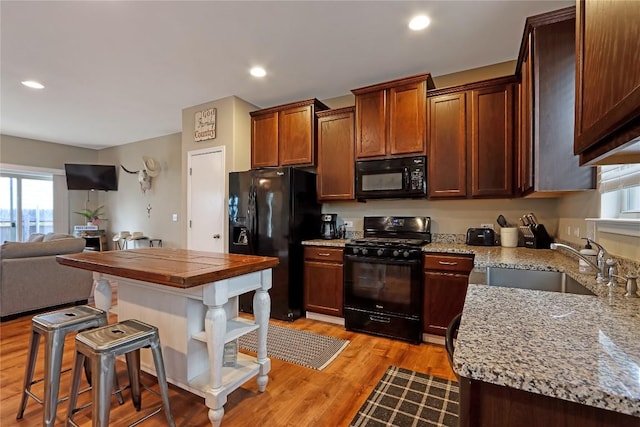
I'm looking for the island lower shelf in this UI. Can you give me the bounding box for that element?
[191,317,259,344]
[188,353,264,398]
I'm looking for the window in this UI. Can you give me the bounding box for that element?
[600,164,640,219]
[0,172,54,242]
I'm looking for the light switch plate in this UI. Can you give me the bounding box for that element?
[172,213,178,222]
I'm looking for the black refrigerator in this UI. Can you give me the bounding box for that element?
[228,167,321,321]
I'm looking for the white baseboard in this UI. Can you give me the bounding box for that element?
[422,333,445,346]
[305,311,345,326]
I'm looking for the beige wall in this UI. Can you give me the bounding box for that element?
[320,61,517,110]
[324,198,560,239]
[181,95,257,248]
[97,133,182,249]
[3,61,635,262]
[1,134,97,168]
[1,134,100,233]
[432,60,516,88]
[557,190,639,260]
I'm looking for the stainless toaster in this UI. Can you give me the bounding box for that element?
[466,228,497,246]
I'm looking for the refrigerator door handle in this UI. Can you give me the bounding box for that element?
[248,183,258,252]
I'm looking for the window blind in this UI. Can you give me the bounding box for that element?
[599,164,640,193]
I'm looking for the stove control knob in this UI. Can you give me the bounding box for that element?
[352,247,359,254]
[362,248,368,256]
[403,251,410,258]
[393,250,400,257]
[377,249,384,256]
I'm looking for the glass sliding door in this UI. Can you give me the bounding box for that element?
[0,177,18,242]
[0,174,53,242]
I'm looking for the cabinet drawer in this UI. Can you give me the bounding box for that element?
[424,254,474,273]
[304,246,344,262]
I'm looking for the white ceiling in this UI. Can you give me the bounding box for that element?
[1,0,573,150]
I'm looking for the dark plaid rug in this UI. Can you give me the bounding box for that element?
[350,366,459,427]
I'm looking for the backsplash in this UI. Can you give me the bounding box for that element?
[324,198,559,238]
[555,238,640,281]
[343,230,639,279]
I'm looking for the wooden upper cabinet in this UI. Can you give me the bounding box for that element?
[316,107,355,201]
[250,98,329,168]
[518,33,534,195]
[354,90,386,158]
[470,83,514,197]
[251,111,279,168]
[388,81,427,155]
[427,76,516,199]
[278,104,314,166]
[574,0,640,165]
[428,93,467,198]
[352,73,434,159]
[515,6,595,195]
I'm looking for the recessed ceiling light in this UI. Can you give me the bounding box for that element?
[21,80,45,89]
[250,67,266,78]
[409,15,431,31]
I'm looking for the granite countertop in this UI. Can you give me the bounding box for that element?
[302,238,640,417]
[302,239,349,247]
[455,284,640,417]
[437,244,640,418]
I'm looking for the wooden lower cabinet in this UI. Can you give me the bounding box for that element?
[423,253,474,335]
[303,246,344,317]
[459,377,639,427]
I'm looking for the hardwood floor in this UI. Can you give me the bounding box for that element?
[0,306,455,427]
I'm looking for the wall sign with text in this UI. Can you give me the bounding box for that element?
[194,108,216,141]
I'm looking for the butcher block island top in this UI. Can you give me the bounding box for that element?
[56,247,279,288]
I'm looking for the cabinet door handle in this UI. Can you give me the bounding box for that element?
[317,252,331,256]
[439,261,458,266]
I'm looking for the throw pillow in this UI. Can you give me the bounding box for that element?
[43,232,73,242]
[28,233,45,242]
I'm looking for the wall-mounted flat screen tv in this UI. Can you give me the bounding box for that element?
[64,164,118,191]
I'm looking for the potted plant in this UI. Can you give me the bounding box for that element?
[74,205,106,226]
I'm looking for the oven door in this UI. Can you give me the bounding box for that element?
[344,254,422,316]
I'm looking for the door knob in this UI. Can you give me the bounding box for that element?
[213,234,221,239]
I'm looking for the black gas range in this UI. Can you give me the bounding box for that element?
[343,216,431,344]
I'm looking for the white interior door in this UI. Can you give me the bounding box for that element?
[187,146,225,252]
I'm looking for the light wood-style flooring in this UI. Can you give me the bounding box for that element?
[1,304,455,427]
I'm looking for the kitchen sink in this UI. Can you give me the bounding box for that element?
[486,267,595,295]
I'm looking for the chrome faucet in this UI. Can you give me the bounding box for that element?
[549,243,601,276]
[583,238,610,282]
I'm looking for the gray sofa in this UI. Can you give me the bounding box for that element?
[0,234,93,319]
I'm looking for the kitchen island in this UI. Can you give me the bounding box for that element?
[455,284,640,426]
[303,238,640,423]
[57,248,279,427]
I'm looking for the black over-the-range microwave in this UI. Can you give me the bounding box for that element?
[355,156,426,201]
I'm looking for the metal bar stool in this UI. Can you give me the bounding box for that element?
[67,319,176,427]
[16,305,120,427]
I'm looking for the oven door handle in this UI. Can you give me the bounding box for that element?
[369,314,391,324]
[344,254,421,266]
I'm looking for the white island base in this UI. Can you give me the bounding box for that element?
[93,268,272,427]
